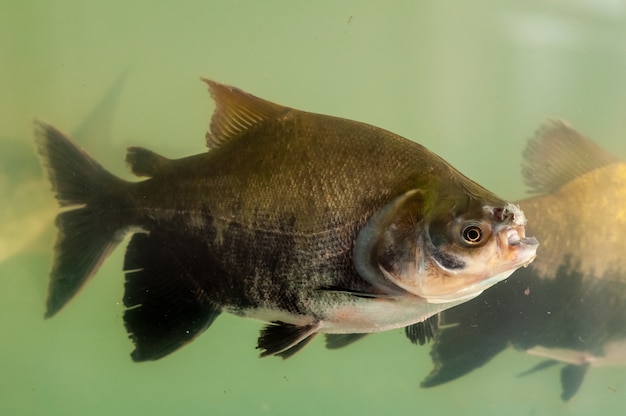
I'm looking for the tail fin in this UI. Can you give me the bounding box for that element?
[34,121,128,318]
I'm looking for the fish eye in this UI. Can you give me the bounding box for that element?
[461,223,484,246]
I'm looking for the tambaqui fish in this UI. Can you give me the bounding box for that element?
[35,79,538,361]
[420,120,626,400]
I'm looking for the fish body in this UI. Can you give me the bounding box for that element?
[421,121,626,400]
[36,79,537,361]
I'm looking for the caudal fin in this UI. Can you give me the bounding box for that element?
[35,121,128,318]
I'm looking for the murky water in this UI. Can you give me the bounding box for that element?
[3,1,626,415]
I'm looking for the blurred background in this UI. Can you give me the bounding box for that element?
[2,1,626,415]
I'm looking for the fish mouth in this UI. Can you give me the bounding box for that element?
[491,202,538,258]
[506,225,539,248]
[499,224,539,270]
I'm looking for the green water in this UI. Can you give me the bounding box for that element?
[3,1,626,415]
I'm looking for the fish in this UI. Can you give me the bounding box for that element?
[34,78,538,361]
[420,120,626,401]
[0,71,127,264]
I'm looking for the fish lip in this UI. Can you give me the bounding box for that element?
[507,232,539,248]
[505,224,538,248]
[496,225,539,274]
[517,235,539,247]
[507,228,522,245]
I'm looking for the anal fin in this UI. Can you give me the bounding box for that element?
[257,321,319,358]
[123,231,221,361]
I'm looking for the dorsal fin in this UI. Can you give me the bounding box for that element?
[201,78,287,149]
[522,119,620,194]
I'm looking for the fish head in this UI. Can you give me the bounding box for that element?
[416,197,539,303]
[354,186,539,304]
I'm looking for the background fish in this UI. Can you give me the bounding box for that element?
[0,72,127,264]
[420,120,626,401]
[35,79,538,361]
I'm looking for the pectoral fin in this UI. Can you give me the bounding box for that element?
[317,286,395,299]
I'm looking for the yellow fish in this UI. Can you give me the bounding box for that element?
[422,120,626,400]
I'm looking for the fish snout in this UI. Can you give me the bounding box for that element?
[492,203,538,246]
[506,225,538,247]
[498,223,539,268]
[488,203,539,266]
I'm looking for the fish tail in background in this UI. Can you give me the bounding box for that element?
[34,121,129,318]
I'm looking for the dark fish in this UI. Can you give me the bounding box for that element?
[420,120,626,400]
[35,79,538,361]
